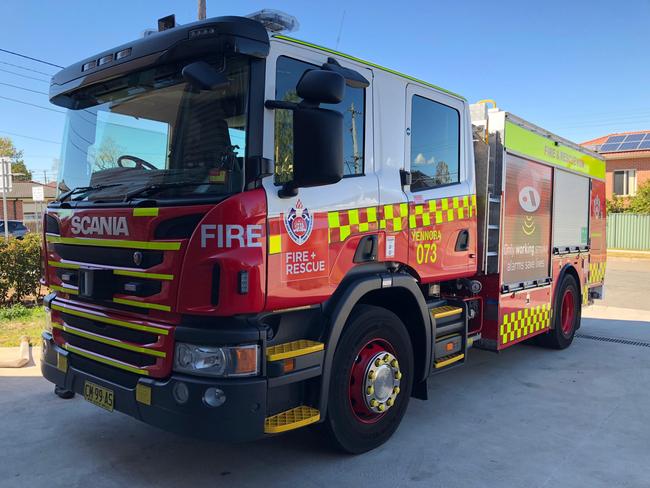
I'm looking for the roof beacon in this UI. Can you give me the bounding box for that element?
[246,9,299,33]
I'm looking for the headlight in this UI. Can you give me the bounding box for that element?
[173,343,259,377]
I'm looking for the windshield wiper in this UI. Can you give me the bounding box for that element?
[58,184,122,202]
[124,181,219,201]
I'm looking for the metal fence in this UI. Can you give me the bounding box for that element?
[607,213,650,250]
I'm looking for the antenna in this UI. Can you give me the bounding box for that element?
[335,10,346,50]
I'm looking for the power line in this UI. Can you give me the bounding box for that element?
[0,48,63,69]
[0,95,64,114]
[0,82,48,95]
[0,60,53,76]
[0,130,60,144]
[0,67,48,83]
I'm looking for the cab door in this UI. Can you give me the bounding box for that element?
[262,41,377,310]
[404,84,477,282]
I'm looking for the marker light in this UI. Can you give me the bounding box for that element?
[98,54,113,66]
[174,343,259,377]
[115,48,132,61]
[82,60,97,72]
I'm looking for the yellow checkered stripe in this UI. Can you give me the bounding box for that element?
[409,194,477,229]
[328,203,408,243]
[500,304,551,345]
[589,261,606,284]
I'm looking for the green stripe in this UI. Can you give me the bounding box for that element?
[113,298,172,312]
[133,208,159,217]
[274,35,465,100]
[48,261,81,269]
[45,235,181,251]
[50,285,79,295]
[62,344,149,375]
[113,270,174,281]
[504,120,605,180]
[51,304,169,335]
[53,323,165,358]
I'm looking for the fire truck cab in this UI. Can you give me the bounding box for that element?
[41,12,606,453]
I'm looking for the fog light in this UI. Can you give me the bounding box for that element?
[172,382,189,404]
[203,387,226,408]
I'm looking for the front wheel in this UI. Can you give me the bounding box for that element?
[536,274,580,349]
[325,305,413,454]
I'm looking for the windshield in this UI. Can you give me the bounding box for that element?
[57,56,250,202]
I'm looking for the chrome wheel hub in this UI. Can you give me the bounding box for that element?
[363,351,401,413]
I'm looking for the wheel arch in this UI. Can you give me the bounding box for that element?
[317,271,431,414]
[553,263,582,330]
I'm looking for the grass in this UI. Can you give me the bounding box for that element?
[0,304,45,347]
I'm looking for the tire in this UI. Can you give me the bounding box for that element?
[325,304,413,454]
[535,274,580,349]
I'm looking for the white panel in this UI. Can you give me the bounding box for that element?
[553,170,589,249]
[264,40,378,216]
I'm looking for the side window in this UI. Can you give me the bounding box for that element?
[274,56,365,183]
[410,95,460,192]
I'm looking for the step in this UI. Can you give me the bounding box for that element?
[266,340,324,362]
[264,406,320,434]
[429,305,463,320]
[435,320,465,337]
[434,353,465,369]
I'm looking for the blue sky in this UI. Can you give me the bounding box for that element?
[1,0,649,182]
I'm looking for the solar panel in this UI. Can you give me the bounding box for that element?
[600,143,621,152]
[607,135,626,143]
[639,140,650,150]
[644,133,650,140]
[625,133,645,142]
[619,141,641,151]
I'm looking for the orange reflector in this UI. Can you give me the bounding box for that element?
[283,358,295,373]
[235,347,258,374]
[446,343,454,352]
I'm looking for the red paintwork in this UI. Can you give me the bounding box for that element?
[497,285,552,349]
[177,189,267,315]
[408,214,478,284]
[50,297,175,378]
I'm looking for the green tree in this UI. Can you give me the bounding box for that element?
[0,137,32,181]
[606,195,630,214]
[628,180,650,214]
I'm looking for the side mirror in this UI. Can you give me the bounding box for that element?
[265,70,346,197]
[296,69,344,104]
[292,107,343,190]
[182,61,229,91]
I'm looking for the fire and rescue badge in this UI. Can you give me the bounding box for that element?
[284,199,313,245]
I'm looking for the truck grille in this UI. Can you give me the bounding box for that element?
[51,303,173,377]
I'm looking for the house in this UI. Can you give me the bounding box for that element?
[582,131,650,200]
[0,180,57,222]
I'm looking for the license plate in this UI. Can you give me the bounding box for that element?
[83,381,114,412]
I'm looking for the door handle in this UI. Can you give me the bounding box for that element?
[455,229,470,252]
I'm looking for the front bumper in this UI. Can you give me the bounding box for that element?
[41,334,267,442]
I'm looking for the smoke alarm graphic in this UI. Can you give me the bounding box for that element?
[284,199,313,245]
[518,186,540,213]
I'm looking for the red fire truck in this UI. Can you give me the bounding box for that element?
[41,12,606,453]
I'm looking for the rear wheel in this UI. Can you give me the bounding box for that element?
[536,274,580,349]
[325,305,413,454]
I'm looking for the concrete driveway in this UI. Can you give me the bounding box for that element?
[1,257,649,488]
